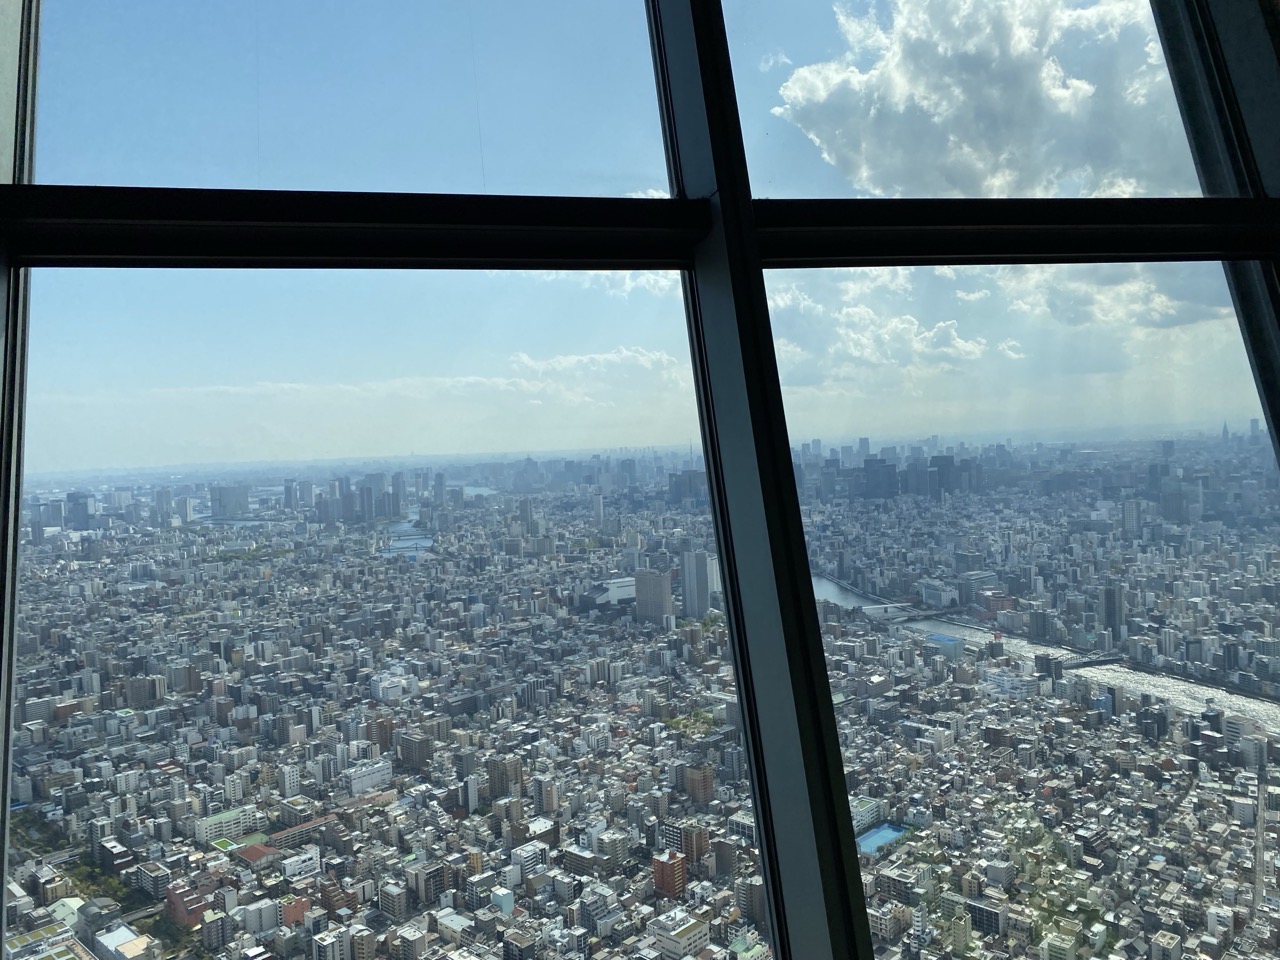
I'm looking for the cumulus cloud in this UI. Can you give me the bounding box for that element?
[956,289,990,302]
[770,0,1200,197]
[831,310,986,367]
[995,263,1232,329]
[763,262,1259,441]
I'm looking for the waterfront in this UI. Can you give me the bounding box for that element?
[811,574,1280,735]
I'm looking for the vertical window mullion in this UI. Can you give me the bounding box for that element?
[1154,0,1280,457]
[0,0,36,942]
[646,3,870,959]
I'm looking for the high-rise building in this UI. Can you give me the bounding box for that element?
[399,732,434,769]
[1102,582,1126,645]
[209,483,251,518]
[653,849,687,899]
[635,569,674,623]
[685,764,714,805]
[681,550,710,620]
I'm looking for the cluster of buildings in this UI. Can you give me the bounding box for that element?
[7,451,771,960]
[9,428,1280,960]
[799,430,1280,960]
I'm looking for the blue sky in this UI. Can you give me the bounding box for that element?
[23,0,1266,474]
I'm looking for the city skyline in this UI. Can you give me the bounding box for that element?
[20,419,1274,484]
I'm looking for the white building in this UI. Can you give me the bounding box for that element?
[649,908,710,960]
[342,758,393,796]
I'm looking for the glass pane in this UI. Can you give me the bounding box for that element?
[726,1,1203,198]
[34,2,667,197]
[9,270,772,958]
[768,262,1278,958]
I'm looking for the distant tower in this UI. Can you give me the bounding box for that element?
[1223,422,1231,442]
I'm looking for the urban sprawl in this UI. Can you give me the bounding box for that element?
[8,427,1280,960]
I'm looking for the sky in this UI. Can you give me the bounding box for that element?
[23,0,1266,475]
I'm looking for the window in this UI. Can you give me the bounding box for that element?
[1,4,1278,960]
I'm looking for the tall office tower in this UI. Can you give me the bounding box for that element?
[858,436,871,459]
[1103,582,1126,645]
[298,480,315,507]
[433,472,446,507]
[518,498,535,529]
[681,550,711,620]
[635,569,674,623]
[619,458,637,488]
[391,472,407,516]
[1121,500,1141,537]
[592,492,604,529]
[65,491,98,529]
[283,480,299,510]
[209,483,251,518]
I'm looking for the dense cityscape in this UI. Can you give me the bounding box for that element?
[7,427,1280,960]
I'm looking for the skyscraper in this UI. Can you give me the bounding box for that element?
[635,569,674,623]
[681,550,710,620]
[1103,582,1126,647]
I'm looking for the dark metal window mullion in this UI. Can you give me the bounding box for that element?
[1154,0,1280,463]
[0,1,36,940]
[0,248,29,937]
[647,3,870,960]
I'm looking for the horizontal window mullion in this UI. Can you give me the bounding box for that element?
[0,184,711,269]
[755,197,1280,267]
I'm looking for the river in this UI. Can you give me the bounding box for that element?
[811,574,1280,735]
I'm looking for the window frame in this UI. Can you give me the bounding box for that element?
[1,2,1278,959]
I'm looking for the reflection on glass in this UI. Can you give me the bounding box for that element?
[9,271,772,958]
[35,1,666,196]
[769,263,1277,957]
[726,0,1203,198]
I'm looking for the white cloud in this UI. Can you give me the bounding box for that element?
[510,346,680,375]
[762,262,1260,441]
[998,338,1026,359]
[526,269,681,299]
[25,347,700,472]
[770,0,1200,197]
[830,311,986,367]
[625,187,671,199]
[956,289,990,302]
[759,51,793,72]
